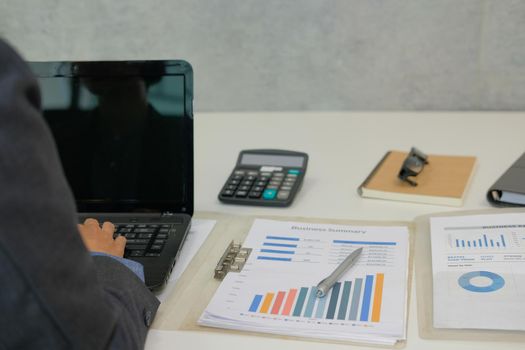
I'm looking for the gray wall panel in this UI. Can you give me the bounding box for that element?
[1,0,524,111]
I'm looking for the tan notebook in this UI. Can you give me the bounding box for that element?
[358,151,477,206]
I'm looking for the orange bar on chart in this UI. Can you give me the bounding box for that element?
[270,291,286,314]
[260,293,275,313]
[281,289,298,315]
[371,273,384,322]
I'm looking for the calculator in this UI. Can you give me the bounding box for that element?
[218,149,308,207]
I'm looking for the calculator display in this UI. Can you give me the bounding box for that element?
[240,154,305,167]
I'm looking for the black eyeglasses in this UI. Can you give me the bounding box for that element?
[398,147,428,186]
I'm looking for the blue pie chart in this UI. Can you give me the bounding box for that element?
[458,271,505,293]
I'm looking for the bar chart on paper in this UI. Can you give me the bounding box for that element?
[446,223,523,250]
[440,219,525,264]
[248,273,385,322]
[199,219,410,345]
[431,213,525,330]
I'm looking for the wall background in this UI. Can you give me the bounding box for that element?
[1,0,524,112]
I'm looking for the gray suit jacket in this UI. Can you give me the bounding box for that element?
[0,39,160,349]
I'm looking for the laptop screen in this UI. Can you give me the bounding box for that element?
[30,61,194,215]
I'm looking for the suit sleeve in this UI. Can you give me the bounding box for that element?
[0,39,159,349]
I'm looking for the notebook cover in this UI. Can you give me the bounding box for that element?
[358,151,477,206]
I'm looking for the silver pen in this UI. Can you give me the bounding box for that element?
[316,247,363,298]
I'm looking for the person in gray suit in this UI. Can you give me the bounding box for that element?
[0,39,159,349]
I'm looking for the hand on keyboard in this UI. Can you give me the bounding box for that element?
[78,218,126,257]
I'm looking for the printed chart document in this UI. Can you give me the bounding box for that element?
[198,219,410,345]
[430,213,525,330]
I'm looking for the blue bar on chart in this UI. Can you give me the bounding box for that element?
[360,275,374,321]
[263,242,297,248]
[303,287,318,317]
[348,278,362,321]
[260,249,295,254]
[326,282,341,319]
[257,256,292,262]
[337,281,352,320]
[292,287,309,316]
[249,294,263,312]
[266,236,299,241]
[315,292,328,318]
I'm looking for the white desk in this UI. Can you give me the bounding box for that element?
[147,112,525,349]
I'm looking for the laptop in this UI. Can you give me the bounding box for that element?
[30,60,194,291]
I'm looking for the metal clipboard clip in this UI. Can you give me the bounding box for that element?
[214,241,252,280]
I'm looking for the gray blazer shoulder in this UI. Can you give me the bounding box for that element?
[0,39,159,350]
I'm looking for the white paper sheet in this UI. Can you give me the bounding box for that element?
[155,219,216,302]
[430,213,525,330]
[199,219,410,345]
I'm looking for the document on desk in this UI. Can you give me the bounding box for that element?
[430,213,525,330]
[198,219,410,345]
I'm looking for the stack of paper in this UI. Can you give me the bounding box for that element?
[199,219,410,345]
[431,213,525,330]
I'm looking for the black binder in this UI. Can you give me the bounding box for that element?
[487,152,525,207]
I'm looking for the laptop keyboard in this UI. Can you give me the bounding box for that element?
[112,223,172,258]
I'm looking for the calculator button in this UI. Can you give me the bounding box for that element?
[266,185,279,190]
[235,190,248,197]
[269,180,282,186]
[241,180,254,186]
[288,169,301,175]
[252,186,264,192]
[262,189,277,200]
[277,190,290,200]
[221,190,235,197]
[283,181,295,187]
[285,174,297,179]
[280,185,292,191]
[239,185,251,191]
[229,179,241,185]
[272,173,284,178]
[259,176,270,182]
[227,185,237,190]
[255,181,267,187]
[248,191,262,198]
[234,170,246,175]
[231,175,243,181]
[260,172,272,177]
[247,171,259,176]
